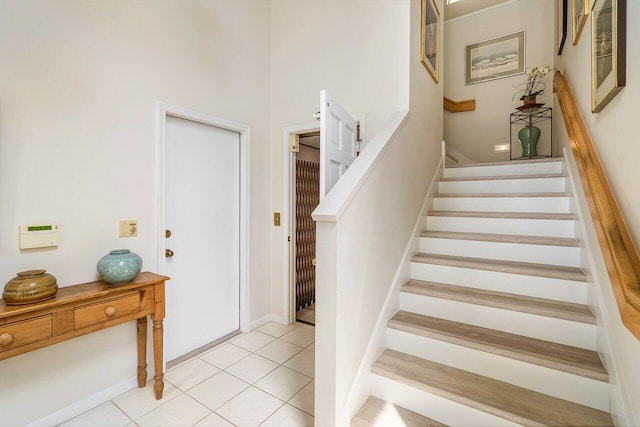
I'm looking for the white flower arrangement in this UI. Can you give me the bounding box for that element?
[513,65,554,101]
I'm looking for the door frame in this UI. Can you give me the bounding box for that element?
[156,102,251,338]
[281,115,366,324]
[282,122,321,324]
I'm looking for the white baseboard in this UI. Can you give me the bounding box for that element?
[26,376,138,427]
[342,157,443,424]
[250,314,287,331]
[444,145,475,165]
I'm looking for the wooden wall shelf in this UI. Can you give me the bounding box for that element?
[444,97,476,113]
[0,271,169,399]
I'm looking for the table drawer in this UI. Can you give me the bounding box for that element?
[0,315,53,353]
[74,292,140,330]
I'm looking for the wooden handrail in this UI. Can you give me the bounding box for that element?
[443,97,476,113]
[554,71,640,340]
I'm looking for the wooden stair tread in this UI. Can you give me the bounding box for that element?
[412,253,587,282]
[373,350,613,426]
[352,396,446,427]
[420,230,581,247]
[440,173,567,182]
[434,191,572,198]
[402,279,594,323]
[389,310,606,381]
[428,210,578,220]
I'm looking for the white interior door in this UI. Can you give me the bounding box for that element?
[319,90,358,198]
[164,115,240,362]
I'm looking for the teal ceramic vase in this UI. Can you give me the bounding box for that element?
[97,249,142,284]
[518,125,540,157]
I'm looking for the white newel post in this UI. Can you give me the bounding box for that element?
[314,220,340,426]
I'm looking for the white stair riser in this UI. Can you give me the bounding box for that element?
[371,374,517,427]
[427,216,577,238]
[419,237,582,268]
[439,177,568,194]
[433,196,573,214]
[386,329,608,411]
[399,293,596,350]
[410,262,587,304]
[443,162,564,178]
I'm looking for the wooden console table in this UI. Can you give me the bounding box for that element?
[0,271,169,399]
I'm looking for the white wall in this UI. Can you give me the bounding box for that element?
[298,144,320,164]
[0,1,272,425]
[555,1,640,423]
[314,0,443,424]
[269,0,411,320]
[555,1,640,251]
[443,0,554,163]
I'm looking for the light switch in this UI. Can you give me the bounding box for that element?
[119,220,138,237]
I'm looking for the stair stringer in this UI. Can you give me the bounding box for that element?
[342,159,443,425]
[563,146,637,427]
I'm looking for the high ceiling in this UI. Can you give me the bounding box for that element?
[444,0,513,21]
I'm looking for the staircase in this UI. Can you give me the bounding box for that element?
[352,159,614,426]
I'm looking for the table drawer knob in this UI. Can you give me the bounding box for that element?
[105,306,117,317]
[0,333,14,346]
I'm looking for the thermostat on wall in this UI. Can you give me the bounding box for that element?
[19,224,59,249]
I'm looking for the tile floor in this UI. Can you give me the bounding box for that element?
[59,322,315,427]
[295,303,315,326]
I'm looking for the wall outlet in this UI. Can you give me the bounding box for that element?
[119,220,138,237]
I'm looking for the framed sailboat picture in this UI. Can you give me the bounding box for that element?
[465,31,525,85]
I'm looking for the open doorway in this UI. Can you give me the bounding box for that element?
[293,132,320,325]
[283,93,364,327]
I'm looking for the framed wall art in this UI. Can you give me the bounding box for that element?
[591,0,626,112]
[420,0,440,83]
[572,0,589,45]
[465,31,525,85]
[557,0,568,55]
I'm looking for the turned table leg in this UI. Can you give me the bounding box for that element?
[151,280,166,400]
[136,318,148,387]
[151,318,164,399]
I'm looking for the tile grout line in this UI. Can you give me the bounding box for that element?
[194,324,315,424]
[64,322,315,427]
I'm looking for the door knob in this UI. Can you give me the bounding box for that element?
[165,229,172,238]
[165,249,174,258]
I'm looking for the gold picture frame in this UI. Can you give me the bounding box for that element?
[572,0,589,45]
[591,0,626,112]
[420,0,440,83]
